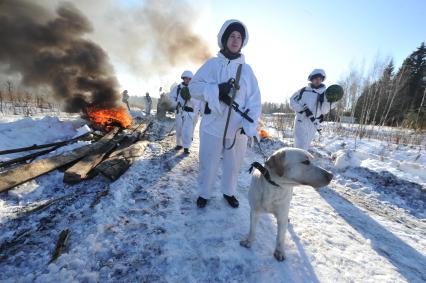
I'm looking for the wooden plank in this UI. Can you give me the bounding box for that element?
[94,122,151,181]
[63,122,150,184]
[95,140,149,181]
[49,229,70,264]
[0,145,62,168]
[111,121,151,152]
[0,128,119,193]
[63,129,125,184]
[0,132,92,155]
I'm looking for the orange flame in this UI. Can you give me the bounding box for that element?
[86,105,132,129]
[259,129,270,139]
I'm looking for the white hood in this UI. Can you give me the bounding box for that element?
[217,19,249,50]
[181,70,193,79]
[308,69,326,81]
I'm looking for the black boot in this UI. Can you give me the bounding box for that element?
[223,194,239,208]
[184,148,190,154]
[197,196,208,208]
[175,145,183,150]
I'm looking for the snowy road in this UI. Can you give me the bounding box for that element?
[0,116,425,282]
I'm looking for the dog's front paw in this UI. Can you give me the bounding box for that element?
[240,239,251,248]
[274,249,286,261]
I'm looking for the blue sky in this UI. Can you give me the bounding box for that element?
[113,0,425,102]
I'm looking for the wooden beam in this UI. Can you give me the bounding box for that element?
[63,128,125,184]
[63,122,150,184]
[94,121,152,181]
[49,229,70,264]
[0,132,92,155]
[95,140,149,181]
[0,128,119,193]
[0,145,62,169]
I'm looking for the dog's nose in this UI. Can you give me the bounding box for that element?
[325,171,333,182]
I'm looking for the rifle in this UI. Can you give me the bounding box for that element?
[231,100,254,123]
[299,106,322,134]
[222,77,254,123]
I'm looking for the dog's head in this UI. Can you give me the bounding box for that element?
[265,147,333,188]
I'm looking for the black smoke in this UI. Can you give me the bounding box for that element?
[0,0,120,111]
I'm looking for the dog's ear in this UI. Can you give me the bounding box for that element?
[265,151,285,177]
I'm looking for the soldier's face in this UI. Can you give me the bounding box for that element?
[183,77,191,85]
[226,31,242,54]
[311,77,323,87]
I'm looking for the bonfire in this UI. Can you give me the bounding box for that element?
[259,128,270,139]
[86,105,132,130]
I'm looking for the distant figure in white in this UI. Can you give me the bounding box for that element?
[170,70,199,155]
[144,92,152,116]
[289,69,335,150]
[122,90,130,111]
[189,19,261,209]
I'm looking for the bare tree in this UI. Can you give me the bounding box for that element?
[23,91,32,116]
[380,63,410,126]
[5,80,18,114]
[416,88,426,128]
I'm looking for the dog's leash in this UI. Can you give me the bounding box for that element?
[249,136,284,188]
[249,161,279,187]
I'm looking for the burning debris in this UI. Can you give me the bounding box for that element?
[259,129,270,139]
[86,105,133,129]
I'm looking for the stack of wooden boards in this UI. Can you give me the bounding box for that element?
[0,121,151,193]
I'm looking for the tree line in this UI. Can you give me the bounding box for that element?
[262,42,425,130]
[348,42,425,130]
[261,102,292,114]
[0,80,60,115]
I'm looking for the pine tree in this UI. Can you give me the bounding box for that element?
[355,42,426,128]
[407,42,426,110]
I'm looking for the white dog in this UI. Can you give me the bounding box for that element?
[240,147,333,261]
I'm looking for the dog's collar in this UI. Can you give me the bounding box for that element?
[249,162,280,187]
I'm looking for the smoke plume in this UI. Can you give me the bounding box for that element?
[0,0,211,111]
[0,0,120,111]
[66,0,212,77]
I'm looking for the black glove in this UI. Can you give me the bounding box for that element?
[219,93,232,105]
[304,108,313,117]
[298,105,313,117]
[218,79,234,105]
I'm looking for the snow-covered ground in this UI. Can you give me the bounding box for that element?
[0,113,425,282]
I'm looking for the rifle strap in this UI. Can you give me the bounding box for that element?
[176,85,181,101]
[223,64,243,150]
[296,87,306,101]
[177,84,192,116]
